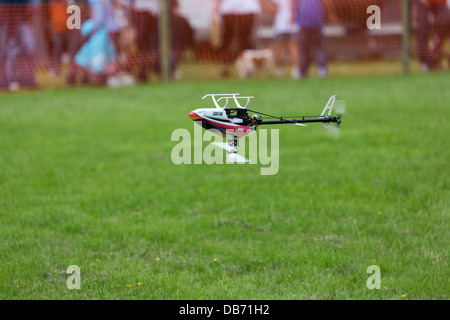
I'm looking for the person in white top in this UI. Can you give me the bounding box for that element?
[133,0,160,15]
[272,0,299,79]
[214,0,262,76]
[217,0,261,14]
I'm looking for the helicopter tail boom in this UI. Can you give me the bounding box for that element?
[255,95,340,127]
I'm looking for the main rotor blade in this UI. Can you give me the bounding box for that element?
[292,123,307,127]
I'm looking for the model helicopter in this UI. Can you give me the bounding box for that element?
[189,93,344,162]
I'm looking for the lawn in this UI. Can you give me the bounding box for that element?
[0,72,448,299]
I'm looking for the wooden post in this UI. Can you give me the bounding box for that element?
[159,0,171,82]
[402,0,411,74]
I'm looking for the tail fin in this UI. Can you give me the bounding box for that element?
[321,95,336,129]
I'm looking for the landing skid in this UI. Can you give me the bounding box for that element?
[211,135,249,163]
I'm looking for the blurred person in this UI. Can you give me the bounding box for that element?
[214,0,262,77]
[272,0,299,79]
[429,0,450,70]
[170,0,193,79]
[130,0,160,82]
[0,0,6,89]
[65,0,90,86]
[416,0,450,71]
[0,0,37,90]
[104,0,138,86]
[48,0,70,77]
[75,0,120,85]
[113,0,135,58]
[39,0,53,68]
[416,0,433,71]
[294,0,327,79]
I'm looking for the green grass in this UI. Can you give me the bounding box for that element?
[0,72,449,299]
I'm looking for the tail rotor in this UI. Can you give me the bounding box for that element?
[325,99,346,140]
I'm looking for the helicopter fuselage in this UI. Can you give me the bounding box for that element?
[189,108,254,137]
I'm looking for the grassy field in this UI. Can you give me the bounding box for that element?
[0,72,448,299]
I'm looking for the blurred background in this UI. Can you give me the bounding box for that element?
[1,1,449,300]
[0,0,449,90]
